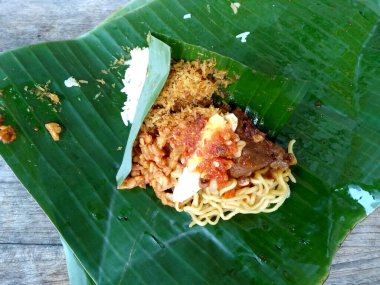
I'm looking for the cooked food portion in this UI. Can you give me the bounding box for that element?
[45,122,62,141]
[0,115,16,144]
[119,60,296,226]
[229,109,295,178]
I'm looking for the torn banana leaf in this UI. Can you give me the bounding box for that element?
[1,0,380,284]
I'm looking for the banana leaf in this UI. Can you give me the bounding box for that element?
[1,0,380,284]
[62,237,95,285]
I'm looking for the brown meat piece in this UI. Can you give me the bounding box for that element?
[229,109,295,178]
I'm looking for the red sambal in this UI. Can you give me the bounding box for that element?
[170,115,208,163]
[195,127,240,188]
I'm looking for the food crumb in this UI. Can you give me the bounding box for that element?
[183,13,191,19]
[0,115,16,144]
[45,122,62,141]
[94,92,101,100]
[78,80,88,84]
[32,81,60,105]
[236,32,250,43]
[64,77,80,88]
[110,56,126,70]
[47,93,60,104]
[230,2,241,14]
[117,146,123,151]
[0,126,16,144]
[101,70,108,74]
[96,79,106,85]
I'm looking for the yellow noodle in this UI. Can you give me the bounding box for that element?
[175,141,297,227]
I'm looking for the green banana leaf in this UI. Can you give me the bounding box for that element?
[62,237,95,285]
[1,0,380,284]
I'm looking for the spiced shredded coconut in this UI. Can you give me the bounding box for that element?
[151,60,229,112]
[119,60,294,207]
[33,81,60,105]
[0,115,16,144]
